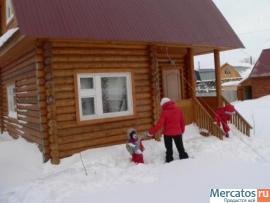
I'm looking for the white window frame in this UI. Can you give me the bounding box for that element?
[6,0,14,24]
[7,83,17,119]
[77,72,134,121]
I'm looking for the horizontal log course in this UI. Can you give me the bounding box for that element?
[21,130,45,145]
[134,72,150,79]
[4,125,21,138]
[55,106,76,114]
[135,93,151,99]
[17,97,38,104]
[51,41,147,49]
[56,117,152,133]
[17,103,41,111]
[55,92,74,100]
[59,133,131,151]
[50,55,149,63]
[51,48,148,56]
[17,109,45,118]
[2,68,36,82]
[58,140,125,158]
[19,120,45,131]
[18,113,46,124]
[16,84,38,92]
[56,114,76,122]
[55,99,75,107]
[57,124,151,145]
[54,85,74,92]
[52,62,149,70]
[135,80,151,87]
[16,91,38,99]
[53,77,74,85]
[135,87,151,94]
[16,78,37,87]
[2,59,36,76]
[136,105,152,112]
[1,55,36,76]
[133,99,152,106]
[6,49,36,66]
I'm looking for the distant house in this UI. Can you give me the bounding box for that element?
[197,63,252,101]
[220,63,242,82]
[198,63,243,82]
[0,0,244,164]
[238,49,270,100]
[197,63,244,97]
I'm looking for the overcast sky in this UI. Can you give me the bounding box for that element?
[194,0,270,69]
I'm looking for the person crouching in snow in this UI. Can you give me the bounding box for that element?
[148,97,189,163]
[126,128,145,164]
[214,104,236,138]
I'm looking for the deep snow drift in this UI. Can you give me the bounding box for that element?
[0,96,270,203]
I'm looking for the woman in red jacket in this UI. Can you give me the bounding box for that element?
[148,98,189,162]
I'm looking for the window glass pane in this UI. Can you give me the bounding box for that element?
[81,97,95,116]
[101,77,128,113]
[80,78,94,89]
[7,84,17,118]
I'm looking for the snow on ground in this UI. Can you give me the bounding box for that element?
[0,136,43,195]
[0,96,270,203]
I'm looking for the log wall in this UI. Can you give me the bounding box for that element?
[250,77,270,99]
[0,45,47,159]
[43,41,157,159]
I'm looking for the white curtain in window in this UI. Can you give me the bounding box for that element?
[101,77,128,113]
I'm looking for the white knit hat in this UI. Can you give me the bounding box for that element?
[160,97,171,106]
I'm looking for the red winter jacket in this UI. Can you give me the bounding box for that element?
[149,101,185,136]
[214,104,235,133]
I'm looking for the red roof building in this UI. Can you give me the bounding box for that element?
[238,49,270,100]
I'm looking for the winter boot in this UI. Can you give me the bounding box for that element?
[225,133,229,138]
[180,152,189,160]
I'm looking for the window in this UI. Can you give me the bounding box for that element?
[77,72,133,121]
[7,84,17,118]
[225,68,231,75]
[6,0,14,24]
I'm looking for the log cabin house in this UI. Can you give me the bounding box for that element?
[238,49,270,100]
[0,0,251,164]
[220,63,242,82]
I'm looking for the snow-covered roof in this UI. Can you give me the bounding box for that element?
[0,28,19,48]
